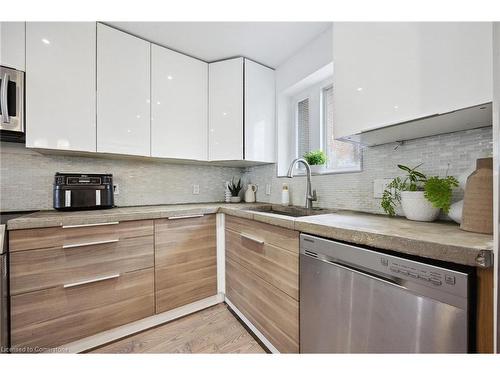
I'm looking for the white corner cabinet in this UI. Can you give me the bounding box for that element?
[0,22,25,71]
[97,23,151,157]
[26,22,97,152]
[332,22,493,140]
[209,58,276,162]
[151,45,208,160]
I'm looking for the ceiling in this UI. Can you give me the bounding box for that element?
[106,22,332,68]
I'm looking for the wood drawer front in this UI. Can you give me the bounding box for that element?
[225,228,298,300]
[225,216,299,253]
[155,215,217,313]
[10,235,154,295]
[11,268,155,349]
[226,257,299,353]
[9,220,153,252]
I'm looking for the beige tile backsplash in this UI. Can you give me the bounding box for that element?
[0,142,242,211]
[0,126,492,214]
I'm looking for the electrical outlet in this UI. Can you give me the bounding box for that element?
[373,179,392,199]
[192,184,200,195]
[113,184,120,195]
[265,184,271,196]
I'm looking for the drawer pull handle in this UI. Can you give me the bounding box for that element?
[62,221,119,229]
[167,214,204,220]
[62,239,119,249]
[240,233,264,245]
[63,274,120,288]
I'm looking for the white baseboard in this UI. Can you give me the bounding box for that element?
[50,293,225,354]
[225,297,279,354]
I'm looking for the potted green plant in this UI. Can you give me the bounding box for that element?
[228,177,242,203]
[303,150,327,174]
[381,164,459,222]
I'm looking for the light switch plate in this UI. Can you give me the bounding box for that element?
[373,179,392,199]
[192,184,200,195]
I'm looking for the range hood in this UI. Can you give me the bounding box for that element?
[338,102,492,147]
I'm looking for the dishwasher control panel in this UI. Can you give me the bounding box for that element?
[383,258,455,287]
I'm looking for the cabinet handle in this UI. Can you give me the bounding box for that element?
[240,233,264,245]
[62,221,119,229]
[1,72,9,123]
[167,214,204,220]
[63,274,120,289]
[62,239,119,249]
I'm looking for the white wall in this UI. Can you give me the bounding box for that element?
[276,26,333,175]
[492,22,500,353]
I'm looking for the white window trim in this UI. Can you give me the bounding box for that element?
[291,78,362,176]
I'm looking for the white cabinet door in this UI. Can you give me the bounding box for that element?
[333,22,493,140]
[0,22,25,71]
[151,45,208,160]
[26,22,96,152]
[97,23,151,156]
[244,59,276,163]
[208,57,244,161]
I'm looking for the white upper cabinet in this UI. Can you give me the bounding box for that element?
[209,57,276,162]
[151,45,208,160]
[333,22,493,140]
[244,60,276,163]
[0,22,25,71]
[26,22,96,152]
[209,57,244,161]
[97,23,151,156]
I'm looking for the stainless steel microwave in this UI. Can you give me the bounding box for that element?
[0,65,25,142]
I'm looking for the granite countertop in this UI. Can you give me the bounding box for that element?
[6,202,494,268]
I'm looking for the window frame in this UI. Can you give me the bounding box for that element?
[291,79,362,175]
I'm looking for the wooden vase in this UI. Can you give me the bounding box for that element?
[460,157,493,234]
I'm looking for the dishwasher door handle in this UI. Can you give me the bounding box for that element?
[323,258,407,290]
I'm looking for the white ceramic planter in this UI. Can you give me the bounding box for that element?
[310,165,326,174]
[400,191,440,222]
[448,200,463,224]
[230,196,241,203]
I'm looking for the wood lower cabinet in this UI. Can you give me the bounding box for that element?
[11,268,154,350]
[225,216,299,353]
[226,257,299,353]
[155,214,217,313]
[9,220,155,349]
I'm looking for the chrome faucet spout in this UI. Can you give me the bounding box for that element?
[286,158,317,209]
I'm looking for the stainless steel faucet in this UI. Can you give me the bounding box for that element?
[287,158,317,209]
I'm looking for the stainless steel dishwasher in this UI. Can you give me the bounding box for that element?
[300,234,473,353]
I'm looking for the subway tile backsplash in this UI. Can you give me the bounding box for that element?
[242,127,493,217]
[0,142,241,211]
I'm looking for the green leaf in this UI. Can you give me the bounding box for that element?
[424,176,459,213]
[303,150,327,165]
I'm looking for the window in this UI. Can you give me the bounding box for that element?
[296,98,310,159]
[322,85,361,172]
[293,81,361,174]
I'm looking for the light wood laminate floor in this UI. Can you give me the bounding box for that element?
[89,303,266,353]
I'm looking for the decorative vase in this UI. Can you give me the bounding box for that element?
[230,196,241,203]
[244,184,257,203]
[400,191,440,222]
[461,157,493,234]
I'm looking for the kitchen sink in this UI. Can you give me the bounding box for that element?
[245,205,333,218]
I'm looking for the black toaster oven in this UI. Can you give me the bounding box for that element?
[53,173,114,211]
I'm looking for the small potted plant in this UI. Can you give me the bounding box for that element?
[228,177,242,203]
[381,164,458,222]
[303,150,327,174]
